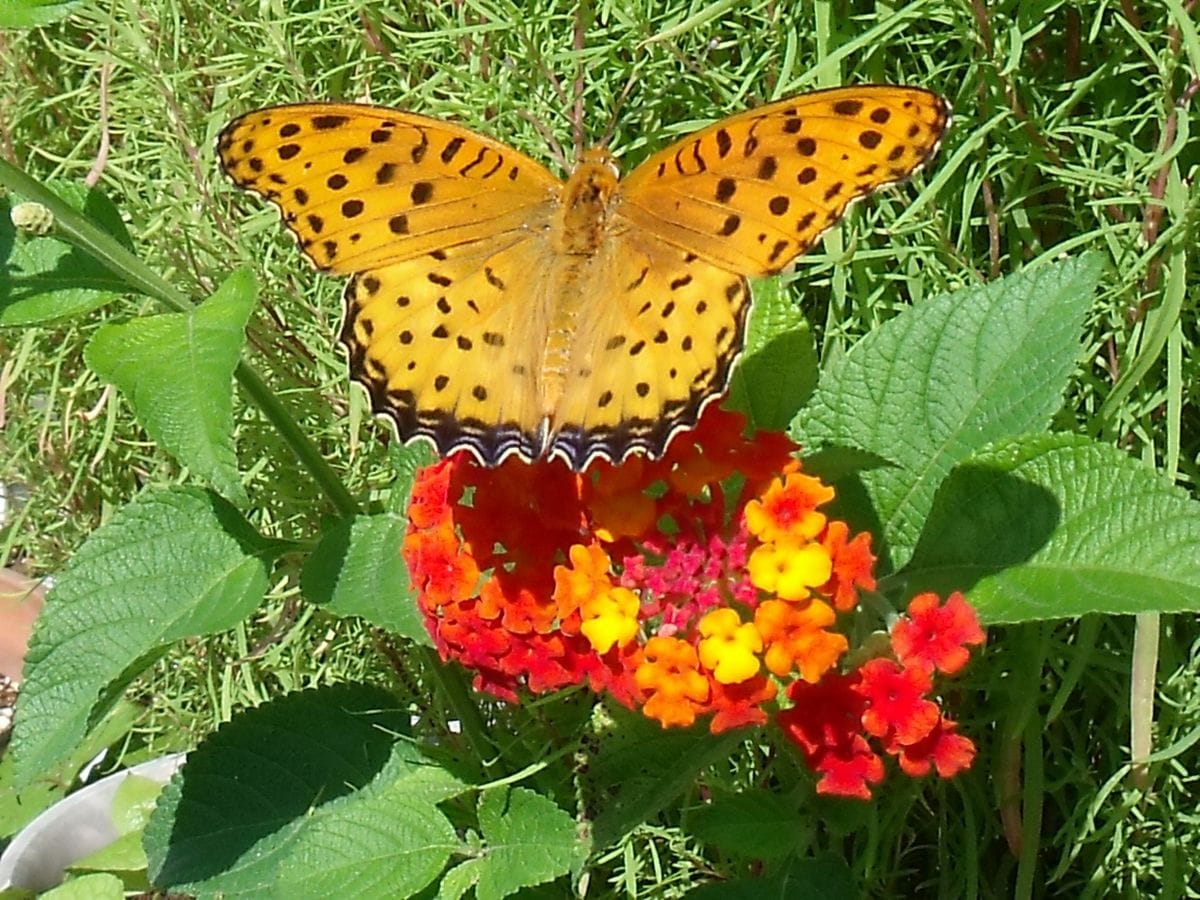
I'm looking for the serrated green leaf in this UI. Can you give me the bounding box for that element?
[301,513,429,643]
[447,787,582,900]
[905,434,1200,623]
[386,441,438,515]
[0,185,132,324]
[728,279,818,432]
[10,489,270,788]
[689,790,806,860]
[146,683,466,899]
[794,255,1104,570]
[587,707,744,848]
[84,269,256,504]
[436,861,476,900]
[270,790,458,900]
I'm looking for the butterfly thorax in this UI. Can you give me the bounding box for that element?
[554,149,620,255]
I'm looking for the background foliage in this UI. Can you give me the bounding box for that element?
[1,1,1198,897]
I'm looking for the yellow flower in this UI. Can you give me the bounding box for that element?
[697,608,763,684]
[580,586,640,653]
[747,539,833,602]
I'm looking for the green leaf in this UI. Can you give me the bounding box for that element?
[0,185,132,325]
[38,873,124,900]
[440,787,584,900]
[10,489,270,788]
[386,440,438,515]
[727,278,818,432]
[84,269,256,505]
[586,707,744,848]
[683,853,857,899]
[905,434,1200,623]
[301,512,430,644]
[689,790,806,860]
[145,683,466,900]
[794,254,1104,570]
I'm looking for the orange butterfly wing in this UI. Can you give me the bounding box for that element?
[618,86,950,275]
[217,88,950,469]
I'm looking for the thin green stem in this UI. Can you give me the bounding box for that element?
[0,158,358,518]
[416,646,498,773]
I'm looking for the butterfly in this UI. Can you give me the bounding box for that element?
[217,86,949,471]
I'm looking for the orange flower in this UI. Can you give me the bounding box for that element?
[709,675,776,733]
[403,523,479,607]
[406,458,455,529]
[551,543,614,619]
[744,469,834,544]
[480,574,558,635]
[754,599,848,682]
[820,521,877,611]
[635,636,710,727]
[585,457,658,541]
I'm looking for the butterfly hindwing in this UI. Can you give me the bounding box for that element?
[343,233,558,465]
[551,238,749,469]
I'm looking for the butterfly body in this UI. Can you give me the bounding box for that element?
[218,87,949,470]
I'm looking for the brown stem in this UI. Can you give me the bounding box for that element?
[1134,1,1197,305]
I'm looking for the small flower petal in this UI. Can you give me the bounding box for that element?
[891,591,986,675]
[855,659,939,745]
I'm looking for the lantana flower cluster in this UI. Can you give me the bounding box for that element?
[403,405,984,798]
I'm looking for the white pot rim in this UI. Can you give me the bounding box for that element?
[0,751,186,892]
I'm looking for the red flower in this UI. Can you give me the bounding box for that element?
[811,734,886,800]
[854,659,940,746]
[891,592,985,675]
[778,673,883,799]
[778,672,866,758]
[888,716,976,778]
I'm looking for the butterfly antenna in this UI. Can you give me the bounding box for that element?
[598,65,641,149]
[518,110,569,173]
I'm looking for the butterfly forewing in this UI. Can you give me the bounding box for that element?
[617,86,950,276]
[217,103,560,274]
